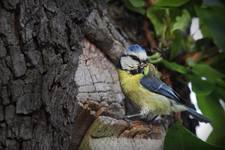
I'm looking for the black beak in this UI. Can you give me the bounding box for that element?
[140,60,148,68]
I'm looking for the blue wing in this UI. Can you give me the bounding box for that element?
[140,73,211,123]
[140,74,181,102]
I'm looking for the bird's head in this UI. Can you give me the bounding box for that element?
[120,44,148,73]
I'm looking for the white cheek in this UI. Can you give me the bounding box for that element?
[138,53,148,61]
[131,61,139,68]
[120,56,140,70]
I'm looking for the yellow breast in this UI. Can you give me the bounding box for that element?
[118,69,171,115]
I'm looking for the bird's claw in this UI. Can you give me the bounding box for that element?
[121,116,132,128]
[121,115,145,128]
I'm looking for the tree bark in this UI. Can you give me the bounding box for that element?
[0,0,165,150]
[0,0,86,149]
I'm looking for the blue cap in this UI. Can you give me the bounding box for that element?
[125,44,147,61]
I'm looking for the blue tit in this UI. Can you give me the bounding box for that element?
[117,44,210,123]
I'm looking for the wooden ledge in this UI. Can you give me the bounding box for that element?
[69,100,166,150]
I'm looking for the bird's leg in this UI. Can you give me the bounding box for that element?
[126,113,143,119]
[149,115,168,130]
[150,115,163,124]
[122,117,132,128]
[150,115,158,122]
[146,115,162,124]
[121,113,143,128]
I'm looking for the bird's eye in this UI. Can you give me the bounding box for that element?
[129,55,141,63]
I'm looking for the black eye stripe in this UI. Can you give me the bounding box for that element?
[129,55,141,62]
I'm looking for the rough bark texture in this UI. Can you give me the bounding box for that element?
[0,0,84,149]
[0,0,165,150]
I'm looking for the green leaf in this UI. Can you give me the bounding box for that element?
[129,0,145,7]
[149,52,161,59]
[196,92,225,147]
[170,31,185,58]
[164,122,223,150]
[148,52,163,63]
[187,75,215,95]
[172,9,191,32]
[202,0,224,7]
[170,31,194,58]
[124,0,145,15]
[188,65,225,147]
[216,87,225,100]
[146,7,166,36]
[162,60,188,74]
[192,64,224,82]
[200,23,212,38]
[155,0,190,7]
[216,79,225,89]
[196,6,225,52]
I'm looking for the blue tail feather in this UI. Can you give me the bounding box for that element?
[187,108,211,123]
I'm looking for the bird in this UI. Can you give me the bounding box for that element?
[117,44,210,123]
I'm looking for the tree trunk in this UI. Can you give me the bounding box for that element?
[0,0,84,149]
[0,0,165,150]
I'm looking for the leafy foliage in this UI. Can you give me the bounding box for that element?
[196,93,225,146]
[164,122,224,150]
[196,6,225,52]
[129,0,145,7]
[172,10,191,32]
[162,60,188,74]
[154,0,190,7]
[124,0,145,15]
[146,7,166,36]
[123,0,225,148]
